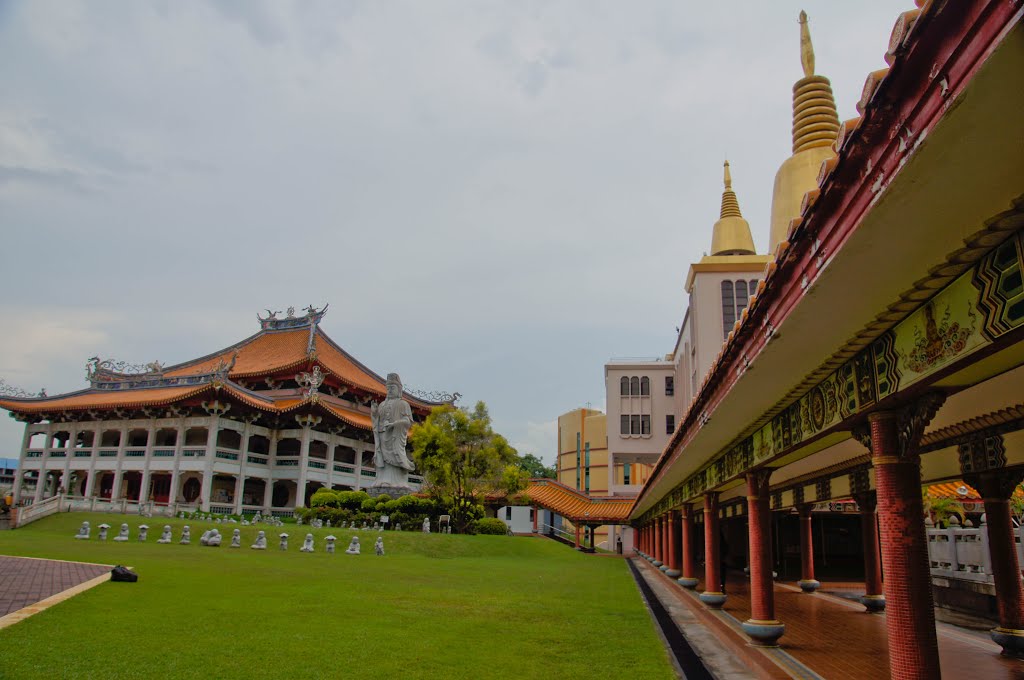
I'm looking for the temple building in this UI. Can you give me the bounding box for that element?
[629,3,1024,677]
[0,306,447,516]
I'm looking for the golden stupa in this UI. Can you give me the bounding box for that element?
[710,161,757,256]
[767,11,840,253]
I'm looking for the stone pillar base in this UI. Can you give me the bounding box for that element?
[652,560,663,567]
[677,576,699,589]
[699,591,727,609]
[860,594,886,613]
[741,619,786,646]
[797,579,820,593]
[665,569,681,578]
[658,565,669,573]
[991,627,1024,657]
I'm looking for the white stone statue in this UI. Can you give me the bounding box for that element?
[251,530,267,549]
[230,529,241,547]
[253,511,262,523]
[114,523,130,542]
[279,533,289,550]
[75,521,90,540]
[374,536,384,556]
[98,523,110,540]
[325,535,337,554]
[345,536,360,554]
[326,519,332,528]
[422,517,430,534]
[373,522,379,532]
[300,533,315,553]
[157,525,172,543]
[296,515,303,526]
[200,529,212,546]
[180,526,191,544]
[207,529,222,547]
[369,373,415,495]
[138,525,149,541]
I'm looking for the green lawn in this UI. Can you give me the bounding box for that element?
[0,513,673,679]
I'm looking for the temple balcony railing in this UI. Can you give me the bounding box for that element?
[125,449,146,458]
[215,451,239,461]
[333,464,355,474]
[246,456,268,465]
[181,449,206,457]
[308,460,326,470]
[276,460,299,467]
[153,450,175,457]
[74,451,92,458]
[360,469,376,478]
[926,518,1024,585]
[25,451,43,458]
[99,450,118,457]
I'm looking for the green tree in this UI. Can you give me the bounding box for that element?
[409,401,518,533]
[517,453,555,479]
[923,490,965,528]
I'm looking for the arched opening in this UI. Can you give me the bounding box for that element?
[155,428,178,447]
[247,435,270,454]
[122,471,142,501]
[27,432,46,449]
[640,376,650,396]
[334,445,356,464]
[241,478,267,507]
[100,430,121,447]
[630,377,640,396]
[182,477,201,503]
[50,431,71,449]
[216,428,242,450]
[75,431,94,448]
[309,440,328,460]
[304,481,324,507]
[277,438,301,457]
[211,474,236,505]
[361,451,374,467]
[620,377,629,396]
[272,481,294,508]
[127,428,148,447]
[184,427,208,447]
[99,472,115,499]
[150,473,172,503]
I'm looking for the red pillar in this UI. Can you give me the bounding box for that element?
[797,504,819,593]
[972,468,1024,656]
[665,510,681,577]
[741,470,784,645]
[679,504,699,588]
[653,515,664,566]
[855,491,885,612]
[699,493,725,608]
[870,411,940,679]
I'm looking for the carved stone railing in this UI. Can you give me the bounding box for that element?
[926,517,1024,584]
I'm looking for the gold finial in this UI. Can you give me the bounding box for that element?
[723,160,732,190]
[799,10,815,78]
[719,161,741,219]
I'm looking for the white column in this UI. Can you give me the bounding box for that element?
[34,424,52,503]
[200,413,219,512]
[12,420,31,504]
[111,423,128,500]
[263,433,277,510]
[326,433,335,491]
[61,425,75,496]
[139,421,156,505]
[296,422,311,509]
[234,419,253,515]
[84,424,99,498]
[169,421,185,509]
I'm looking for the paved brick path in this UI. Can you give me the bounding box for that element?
[0,556,111,617]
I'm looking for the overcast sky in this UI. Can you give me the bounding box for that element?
[0,0,905,464]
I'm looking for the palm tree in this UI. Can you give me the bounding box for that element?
[923,490,965,528]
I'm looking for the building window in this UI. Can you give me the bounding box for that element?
[620,376,629,395]
[630,376,640,395]
[640,376,650,395]
[666,414,676,435]
[620,414,630,435]
[722,280,736,339]
[623,463,631,485]
[576,433,581,489]
[584,442,590,493]
[505,506,512,520]
[641,415,651,435]
[665,376,674,396]
[529,507,535,522]
[630,415,640,435]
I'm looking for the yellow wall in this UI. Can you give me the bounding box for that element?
[556,408,651,495]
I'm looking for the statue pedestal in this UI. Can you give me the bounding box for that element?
[367,483,413,499]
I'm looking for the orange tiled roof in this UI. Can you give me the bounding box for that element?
[0,385,208,414]
[525,479,634,523]
[321,402,373,430]
[163,328,312,378]
[314,333,387,396]
[928,481,1024,501]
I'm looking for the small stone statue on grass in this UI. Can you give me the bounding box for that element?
[138,525,149,542]
[207,529,222,547]
[374,536,384,556]
[74,521,90,540]
[230,529,241,548]
[251,530,267,550]
[422,517,430,534]
[200,529,212,545]
[345,536,360,554]
[325,535,337,554]
[98,524,110,540]
[300,533,315,553]
[157,526,172,543]
[279,533,289,550]
[180,526,191,544]
[114,523,130,542]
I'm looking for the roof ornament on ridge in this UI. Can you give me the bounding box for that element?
[258,303,329,331]
[296,365,325,400]
[0,379,43,399]
[403,388,462,405]
[86,357,165,383]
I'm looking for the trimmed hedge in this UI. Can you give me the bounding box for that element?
[475,518,510,535]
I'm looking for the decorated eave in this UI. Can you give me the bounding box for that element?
[0,305,457,428]
[525,479,634,524]
[630,1,1024,521]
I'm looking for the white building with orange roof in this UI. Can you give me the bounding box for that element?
[0,306,451,517]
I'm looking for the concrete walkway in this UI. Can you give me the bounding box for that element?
[633,557,1024,679]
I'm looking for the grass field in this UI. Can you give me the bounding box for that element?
[0,512,673,679]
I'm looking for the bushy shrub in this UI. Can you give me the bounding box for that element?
[475,518,509,535]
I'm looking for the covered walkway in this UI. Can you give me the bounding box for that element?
[635,558,1024,679]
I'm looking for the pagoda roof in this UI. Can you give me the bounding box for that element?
[0,306,450,427]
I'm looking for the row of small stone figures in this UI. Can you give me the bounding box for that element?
[177,511,284,528]
[75,521,383,555]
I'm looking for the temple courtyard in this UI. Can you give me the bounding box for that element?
[0,513,673,679]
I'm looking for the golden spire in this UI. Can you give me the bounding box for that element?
[790,12,838,154]
[799,10,814,78]
[719,161,742,219]
[710,161,755,256]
